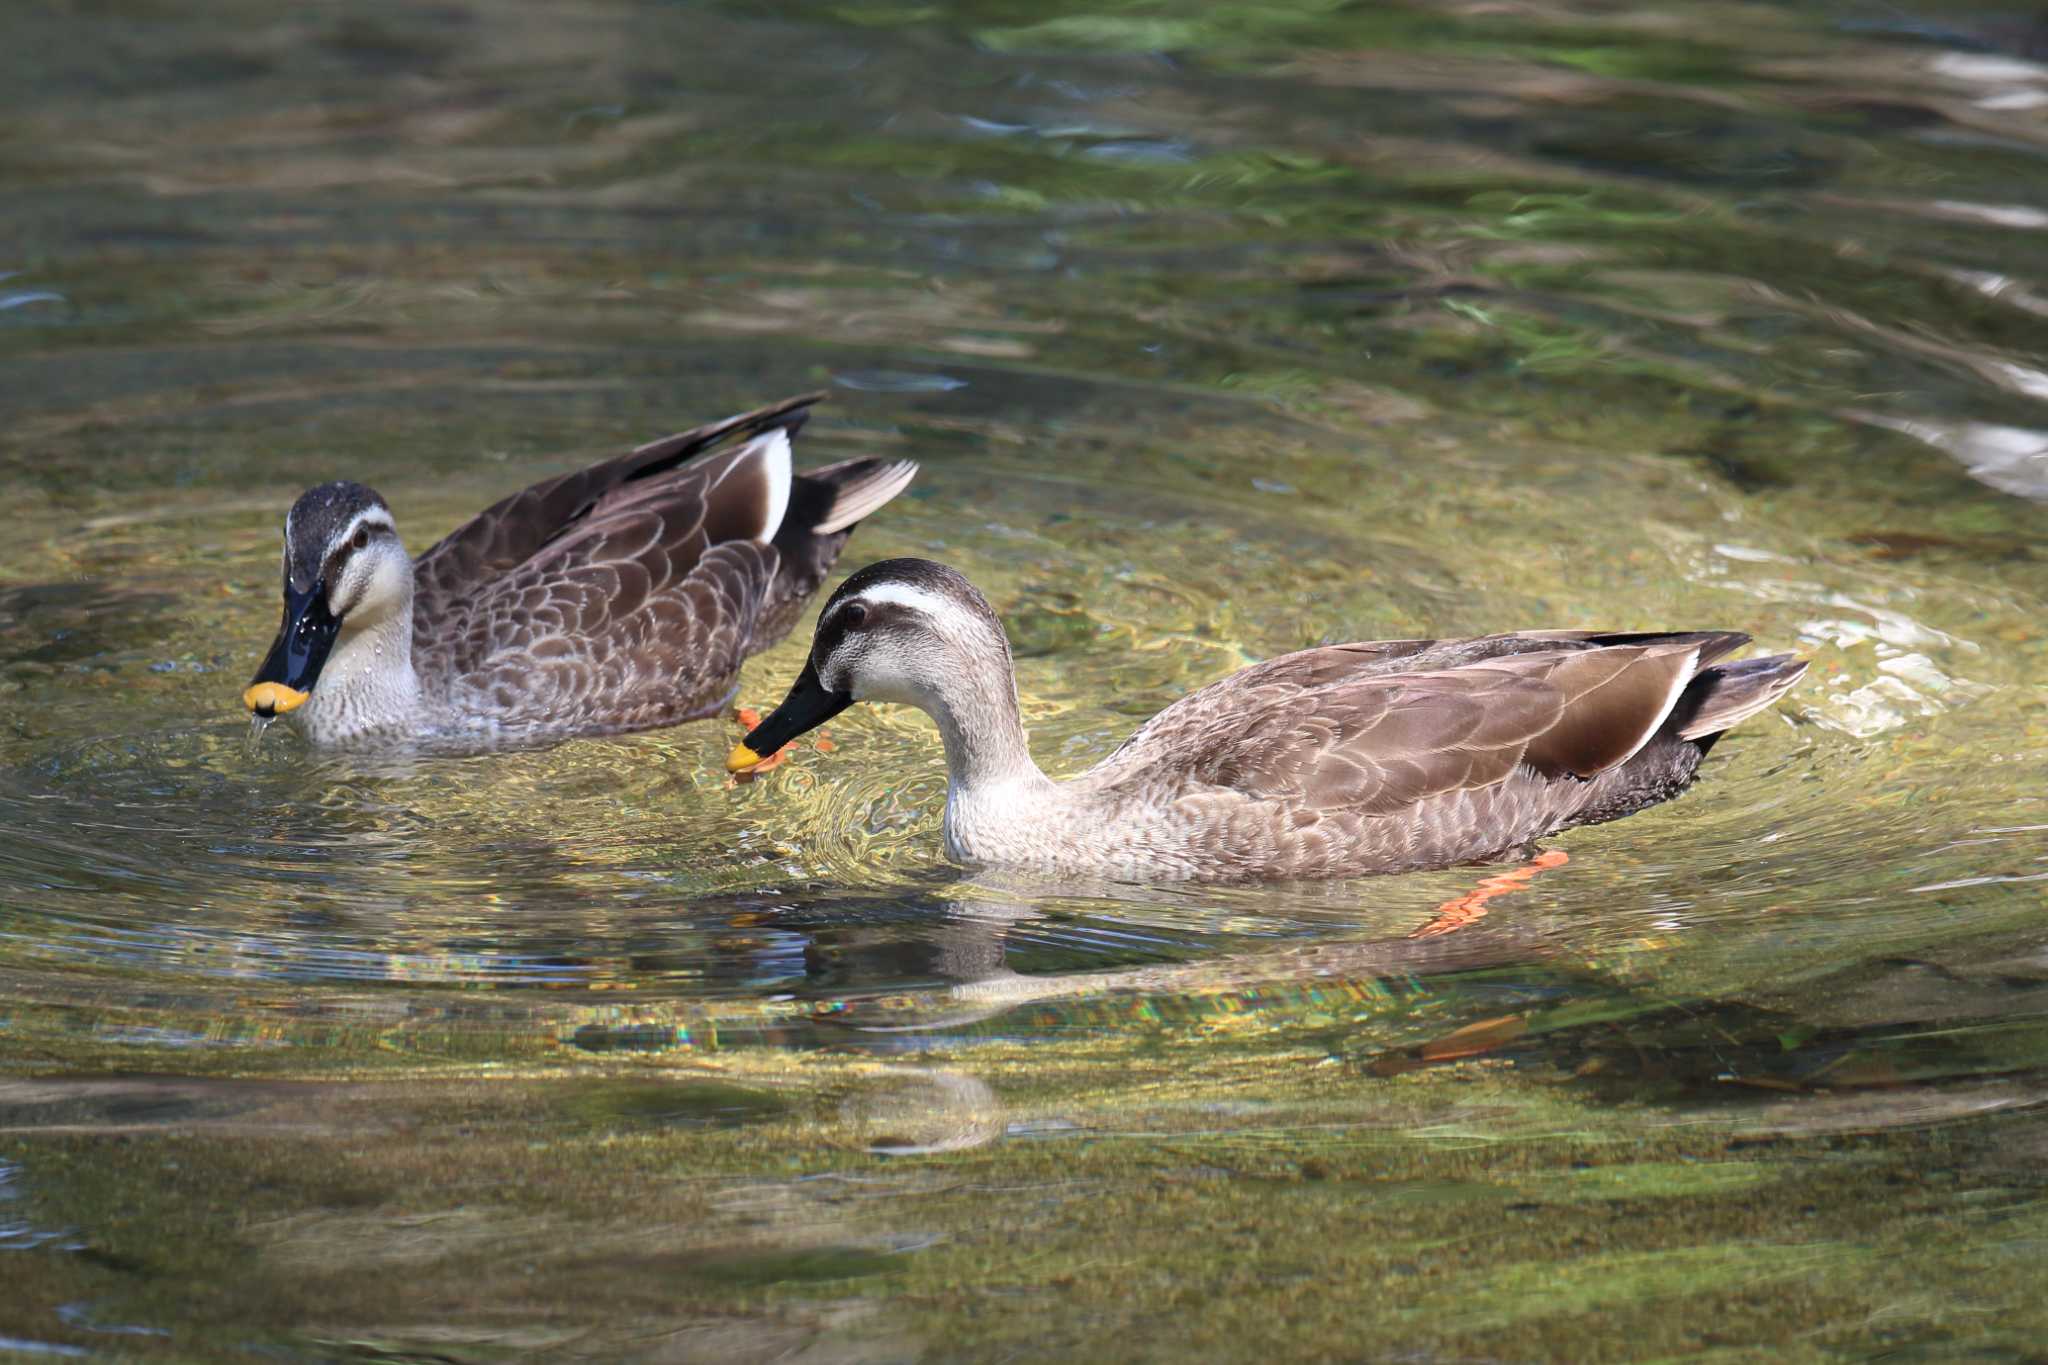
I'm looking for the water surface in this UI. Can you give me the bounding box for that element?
[3,1,2047,1358]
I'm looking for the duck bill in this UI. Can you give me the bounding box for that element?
[243,582,340,719]
[728,660,854,771]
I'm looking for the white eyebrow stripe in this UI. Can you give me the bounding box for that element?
[329,508,397,552]
[845,581,984,634]
[849,582,950,614]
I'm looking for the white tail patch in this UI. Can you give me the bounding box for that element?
[1538,643,1701,776]
[815,460,917,535]
[1634,646,1701,763]
[719,429,792,544]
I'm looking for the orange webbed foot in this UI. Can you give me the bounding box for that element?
[1410,849,1569,938]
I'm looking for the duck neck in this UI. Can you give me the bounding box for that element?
[922,652,1053,805]
[296,597,421,743]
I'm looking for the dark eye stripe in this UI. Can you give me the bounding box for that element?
[815,598,914,664]
[815,598,879,661]
[814,605,855,661]
[321,523,393,585]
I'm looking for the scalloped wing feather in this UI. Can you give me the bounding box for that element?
[411,440,796,732]
[1090,636,1712,824]
[429,530,777,735]
[409,394,819,608]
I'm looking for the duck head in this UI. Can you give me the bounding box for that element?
[245,481,410,719]
[729,558,1013,770]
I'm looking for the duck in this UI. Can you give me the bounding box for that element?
[728,558,1808,882]
[243,394,916,746]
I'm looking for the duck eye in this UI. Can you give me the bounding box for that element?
[842,601,867,629]
[351,527,369,552]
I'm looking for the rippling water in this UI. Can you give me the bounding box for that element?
[4,1,2048,1358]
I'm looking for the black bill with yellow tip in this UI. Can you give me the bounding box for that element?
[244,581,340,718]
[727,659,854,771]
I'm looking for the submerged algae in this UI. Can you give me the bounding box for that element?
[3,1012,2046,1360]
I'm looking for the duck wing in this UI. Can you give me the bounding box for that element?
[409,397,915,736]
[1091,632,1748,816]
[410,392,823,615]
[411,427,791,733]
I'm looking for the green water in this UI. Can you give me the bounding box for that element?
[3,0,2047,1358]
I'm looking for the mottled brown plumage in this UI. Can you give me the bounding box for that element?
[247,395,917,746]
[734,560,1809,882]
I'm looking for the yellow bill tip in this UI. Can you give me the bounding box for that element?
[244,682,310,716]
[726,741,765,773]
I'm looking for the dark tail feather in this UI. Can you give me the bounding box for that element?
[793,457,919,536]
[1671,655,1808,746]
[624,391,825,482]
